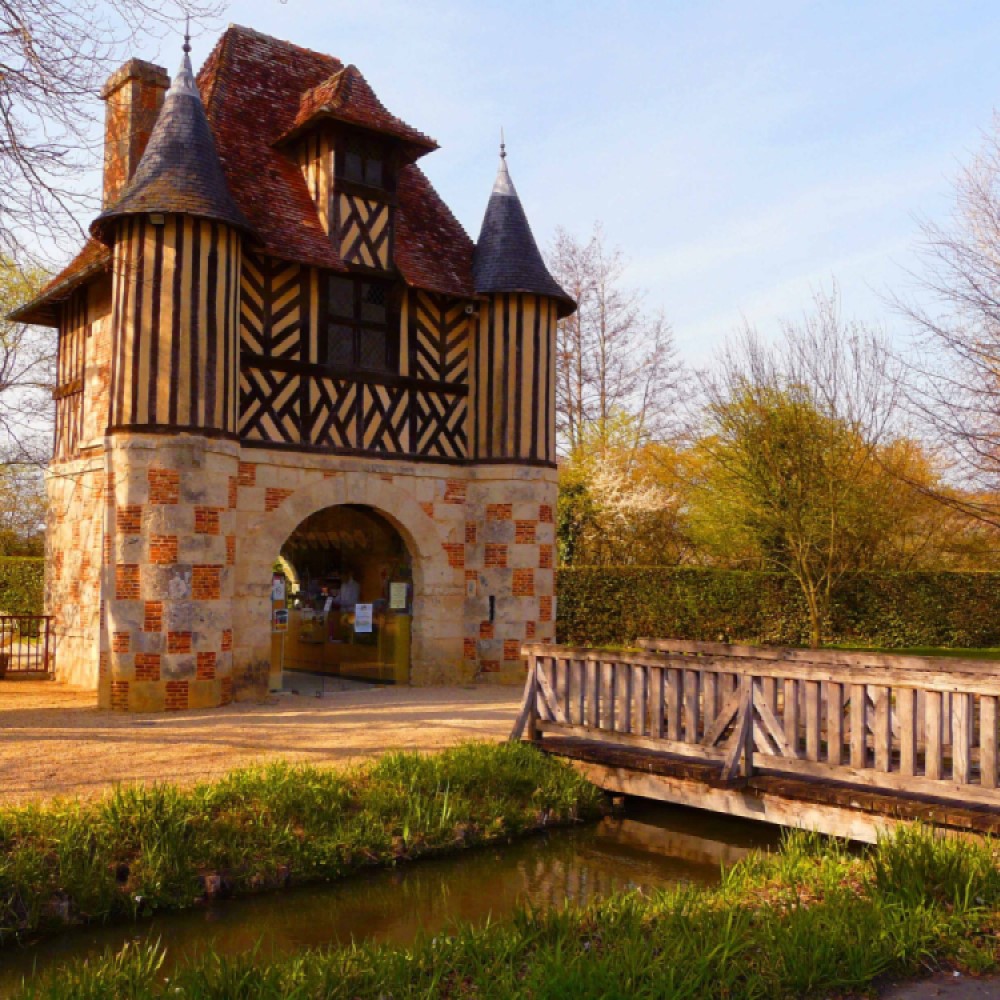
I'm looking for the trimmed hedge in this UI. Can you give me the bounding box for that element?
[556,567,1000,649]
[0,557,44,616]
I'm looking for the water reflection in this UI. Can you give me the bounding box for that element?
[0,801,780,993]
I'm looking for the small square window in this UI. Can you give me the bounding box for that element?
[361,283,387,323]
[328,277,354,318]
[359,329,387,370]
[327,323,354,367]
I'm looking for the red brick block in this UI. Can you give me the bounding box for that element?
[443,543,465,568]
[479,621,494,640]
[220,676,233,704]
[135,653,160,681]
[463,637,476,659]
[196,651,216,680]
[194,506,221,535]
[165,680,189,710]
[148,467,180,505]
[228,476,238,509]
[116,504,143,533]
[226,535,236,566]
[149,534,178,565]
[485,544,507,568]
[512,569,534,597]
[444,480,467,504]
[167,631,192,654]
[192,565,222,600]
[221,628,233,652]
[112,631,130,653]
[465,521,477,544]
[238,462,256,487]
[420,501,435,518]
[539,504,554,523]
[515,521,537,544]
[144,601,163,632]
[480,659,500,673]
[110,681,129,710]
[503,639,521,661]
[539,544,553,569]
[539,595,553,622]
[115,564,139,600]
[99,652,110,677]
[525,621,537,640]
[265,488,293,512]
[486,503,512,521]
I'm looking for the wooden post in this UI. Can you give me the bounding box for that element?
[525,652,539,741]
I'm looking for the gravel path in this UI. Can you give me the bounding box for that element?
[0,678,521,805]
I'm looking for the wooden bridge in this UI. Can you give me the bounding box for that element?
[511,639,1000,842]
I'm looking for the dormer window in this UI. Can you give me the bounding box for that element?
[324,275,398,373]
[341,134,387,190]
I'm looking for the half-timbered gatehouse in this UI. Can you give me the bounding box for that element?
[12,26,573,710]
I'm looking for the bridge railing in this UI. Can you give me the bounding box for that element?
[511,640,1000,806]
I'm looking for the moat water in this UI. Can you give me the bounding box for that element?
[0,801,782,994]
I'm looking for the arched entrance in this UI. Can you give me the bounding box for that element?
[272,504,413,683]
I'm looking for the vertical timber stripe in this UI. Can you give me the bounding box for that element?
[295,131,334,234]
[53,287,87,458]
[473,293,557,464]
[109,215,241,434]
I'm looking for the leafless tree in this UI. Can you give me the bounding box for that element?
[897,114,1000,522]
[1,0,224,265]
[0,259,55,464]
[548,224,684,455]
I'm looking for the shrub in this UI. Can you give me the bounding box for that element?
[0,558,44,616]
[557,567,1000,649]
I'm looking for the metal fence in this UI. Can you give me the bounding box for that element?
[0,616,53,677]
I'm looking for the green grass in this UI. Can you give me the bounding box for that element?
[0,742,603,944]
[14,826,1000,999]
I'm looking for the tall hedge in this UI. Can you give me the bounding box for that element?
[0,557,45,616]
[556,568,1000,649]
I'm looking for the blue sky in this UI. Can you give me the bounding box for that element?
[164,2,1000,360]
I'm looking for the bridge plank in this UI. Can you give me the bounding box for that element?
[666,668,681,740]
[851,685,867,768]
[805,681,821,762]
[827,681,844,766]
[926,692,943,780]
[873,687,891,772]
[535,720,729,764]
[898,688,917,777]
[953,693,971,785]
[982,697,998,788]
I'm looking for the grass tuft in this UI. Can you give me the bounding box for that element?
[0,742,602,944]
[14,825,1000,999]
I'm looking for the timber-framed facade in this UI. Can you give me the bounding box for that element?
[13,26,573,711]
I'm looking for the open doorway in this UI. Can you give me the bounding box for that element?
[271,504,413,684]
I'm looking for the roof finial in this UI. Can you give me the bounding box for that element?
[500,126,506,160]
[167,15,200,100]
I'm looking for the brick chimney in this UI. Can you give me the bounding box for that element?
[100,59,170,208]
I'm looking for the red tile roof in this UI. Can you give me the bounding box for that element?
[8,240,110,325]
[283,65,438,153]
[15,25,474,324]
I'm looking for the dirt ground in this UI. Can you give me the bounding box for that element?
[0,677,522,805]
[881,973,1000,999]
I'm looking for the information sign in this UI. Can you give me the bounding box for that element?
[354,603,373,633]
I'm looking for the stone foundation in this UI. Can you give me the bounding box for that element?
[49,433,556,707]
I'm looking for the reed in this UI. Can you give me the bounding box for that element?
[16,826,1000,1000]
[0,742,602,943]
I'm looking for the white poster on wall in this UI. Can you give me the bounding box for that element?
[354,603,373,633]
[389,582,408,610]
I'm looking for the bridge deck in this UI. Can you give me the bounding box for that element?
[514,640,1000,842]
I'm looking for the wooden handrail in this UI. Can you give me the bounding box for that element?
[511,640,1000,805]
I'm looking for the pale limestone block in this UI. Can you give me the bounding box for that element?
[163,654,196,680]
[509,544,538,569]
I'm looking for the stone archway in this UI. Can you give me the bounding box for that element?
[231,470,462,690]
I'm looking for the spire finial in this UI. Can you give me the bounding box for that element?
[167,16,200,99]
[499,126,506,160]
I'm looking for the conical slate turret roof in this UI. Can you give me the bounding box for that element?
[91,39,252,242]
[473,149,575,317]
